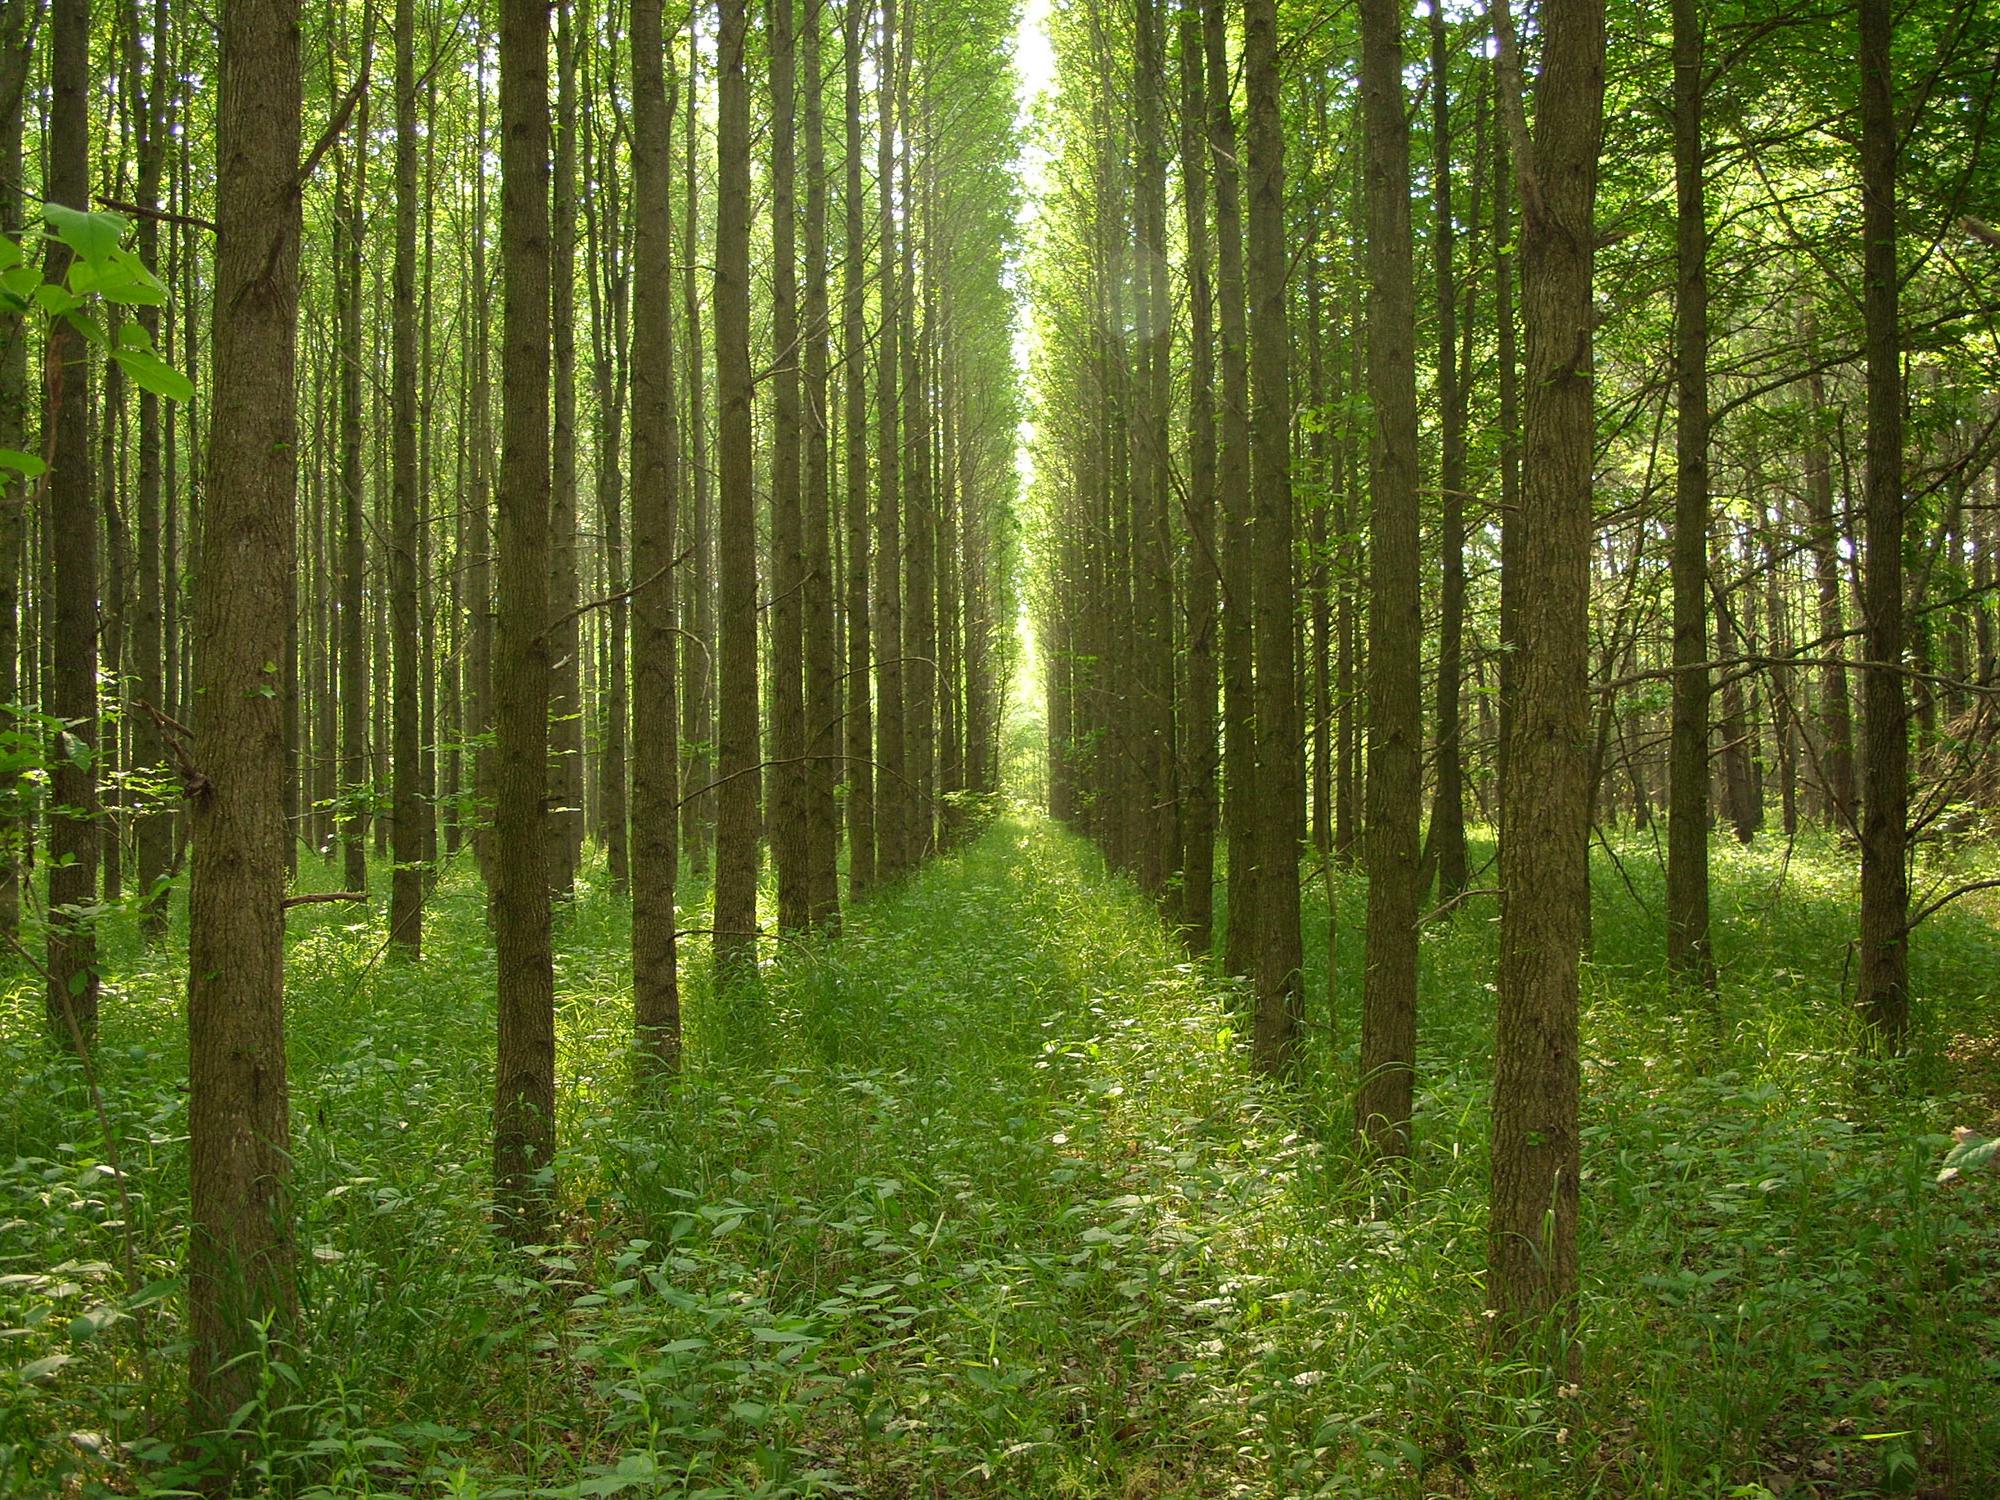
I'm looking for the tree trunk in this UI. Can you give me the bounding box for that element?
[186,0,301,1431]
[712,0,762,982]
[873,0,908,880]
[1204,0,1255,979]
[770,0,807,930]
[389,0,424,954]
[546,0,584,895]
[1356,0,1423,1145]
[1425,0,1469,905]
[1665,0,1715,989]
[1486,0,1604,1346]
[1177,0,1217,957]
[1244,0,1302,1074]
[842,0,875,897]
[1855,0,1909,1046]
[631,0,681,1071]
[492,0,557,1237]
[802,0,841,929]
[45,0,99,1049]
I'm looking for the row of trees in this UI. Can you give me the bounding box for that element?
[4,0,1026,1450]
[1028,0,1999,1347]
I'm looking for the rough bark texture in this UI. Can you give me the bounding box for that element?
[492,0,557,1238]
[1176,0,1218,957]
[770,0,807,931]
[547,0,584,895]
[1243,0,1303,1075]
[186,0,302,1432]
[1855,0,1908,1045]
[802,0,841,930]
[1487,0,1603,1348]
[712,0,763,982]
[1665,0,1715,991]
[873,0,908,881]
[0,5,31,941]
[1204,0,1255,979]
[1356,0,1423,1151]
[45,0,99,1048]
[389,0,424,955]
[842,0,875,898]
[630,0,681,1070]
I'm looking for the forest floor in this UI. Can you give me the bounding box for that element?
[3,810,2000,1498]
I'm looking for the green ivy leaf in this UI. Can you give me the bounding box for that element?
[0,448,45,478]
[110,346,194,404]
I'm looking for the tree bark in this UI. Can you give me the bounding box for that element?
[1486,0,1604,1347]
[1665,0,1715,990]
[186,0,301,1432]
[1356,0,1423,1147]
[1855,0,1908,1046]
[45,0,99,1048]
[631,0,681,1070]
[712,0,762,982]
[770,0,807,930]
[1243,0,1302,1074]
[492,0,557,1237]
[842,0,875,897]
[389,0,424,954]
[803,0,841,928]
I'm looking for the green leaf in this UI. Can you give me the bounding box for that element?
[0,449,45,479]
[110,347,194,404]
[43,203,125,264]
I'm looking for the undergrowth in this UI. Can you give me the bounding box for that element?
[1,812,1996,1497]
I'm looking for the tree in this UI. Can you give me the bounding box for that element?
[873,0,908,881]
[712,0,762,981]
[1243,0,1302,1074]
[631,0,681,1070]
[492,0,557,1238]
[389,0,424,954]
[1665,0,1715,992]
[842,0,876,897]
[1486,0,1606,1344]
[44,0,98,1049]
[1356,0,1423,1152]
[186,0,302,1431]
[770,0,807,931]
[1855,0,1909,1046]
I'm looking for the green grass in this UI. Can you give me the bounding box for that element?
[2,812,1997,1496]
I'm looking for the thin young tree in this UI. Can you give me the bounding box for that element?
[802,0,841,928]
[842,0,876,896]
[770,0,808,930]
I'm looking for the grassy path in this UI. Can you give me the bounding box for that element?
[4,811,1998,1497]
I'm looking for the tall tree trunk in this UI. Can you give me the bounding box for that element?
[492,0,557,1237]
[631,0,681,1070]
[802,0,841,929]
[131,0,172,933]
[389,0,424,954]
[45,0,99,1048]
[680,36,714,877]
[842,0,875,896]
[1426,0,1469,903]
[873,0,908,880]
[1855,0,1908,1046]
[1134,0,1176,906]
[337,48,371,896]
[1802,337,1856,828]
[770,0,807,930]
[186,0,301,1431]
[546,0,583,895]
[1665,0,1715,989]
[1204,0,1255,978]
[1356,0,1423,1145]
[712,0,762,981]
[0,1,25,942]
[1486,0,1604,1345]
[1244,0,1302,1074]
[1177,0,1217,956]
